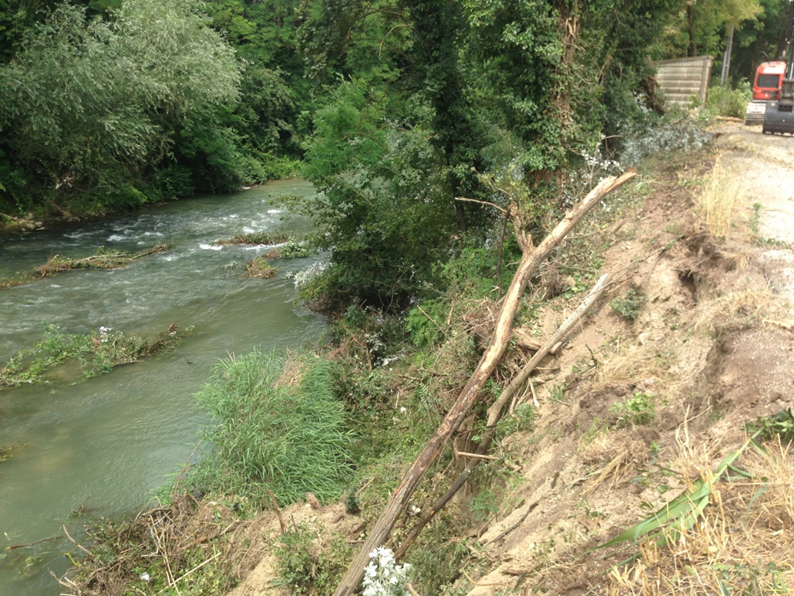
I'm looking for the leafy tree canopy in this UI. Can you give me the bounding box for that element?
[0,0,240,212]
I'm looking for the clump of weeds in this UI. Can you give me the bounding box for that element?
[262,238,313,260]
[611,392,657,427]
[611,288,645,321]
[273,523,353,596]
[243,256,276,279]
[213,232,291,246]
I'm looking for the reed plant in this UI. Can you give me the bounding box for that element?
[193,350,351,506]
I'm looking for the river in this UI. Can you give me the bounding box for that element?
[0,180,326,595]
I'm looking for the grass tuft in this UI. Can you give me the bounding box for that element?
[695,159,743,240]
[192,351,351,507]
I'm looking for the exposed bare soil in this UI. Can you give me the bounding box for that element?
[459,124,794,595]
[152,124,794,596]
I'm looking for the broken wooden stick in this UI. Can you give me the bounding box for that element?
[394,272,611,558]
[485,272,611,427]
[333,172,636,596]
[5,535,59,551]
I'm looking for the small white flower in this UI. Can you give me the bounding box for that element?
[362,547,411,596]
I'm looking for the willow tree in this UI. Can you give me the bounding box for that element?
[0,0,240,214]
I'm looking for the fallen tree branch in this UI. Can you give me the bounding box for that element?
[454,196,508,214]
[394,272,612,558]
[455,450,498,461]
[63,524,93,557]
[486,272,611,427]
[0,212,27,224]
[462,568,506,587]
[5,535,59,551]
[482,502,538,545]
[333,172,636,596]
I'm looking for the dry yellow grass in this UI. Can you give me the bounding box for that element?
[595,341,675,392]
[579,429,650,493]
[694,288,770,334]
[695,159,745,240]
[606,439,794,595]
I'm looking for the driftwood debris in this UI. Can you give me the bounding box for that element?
[485,273,611,427]
[332,172,636,596]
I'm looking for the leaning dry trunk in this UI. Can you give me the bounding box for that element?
[332,172,636,596]
[395,272,611,558]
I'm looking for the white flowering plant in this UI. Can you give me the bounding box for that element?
[362,547,412,596]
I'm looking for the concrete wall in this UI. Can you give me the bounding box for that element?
[654,56,713,110]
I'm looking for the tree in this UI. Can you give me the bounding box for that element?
[300,80,457,309]
[732,0,791,80]
[0,0,240,213]
[665,0,763,57]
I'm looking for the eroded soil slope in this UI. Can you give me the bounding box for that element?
[227,124,794,596]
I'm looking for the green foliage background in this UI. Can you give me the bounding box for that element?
[0,0,781,307]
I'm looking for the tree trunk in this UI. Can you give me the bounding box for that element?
[688,4,698,57]
[455,201,468,232]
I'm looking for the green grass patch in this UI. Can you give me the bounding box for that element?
[191,351,352,507]
[0,323,186,389]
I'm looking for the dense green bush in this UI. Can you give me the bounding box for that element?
[703,81,753,120]
[299,80,461,311]
[192,351,351,506]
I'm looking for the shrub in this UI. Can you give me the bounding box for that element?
[274,524,353,596]
[703,81,752,120]
[193,351,351,506]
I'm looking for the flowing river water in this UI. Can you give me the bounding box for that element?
[0,180,326,595]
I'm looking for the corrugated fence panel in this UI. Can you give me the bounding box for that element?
[653,56,713,111]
